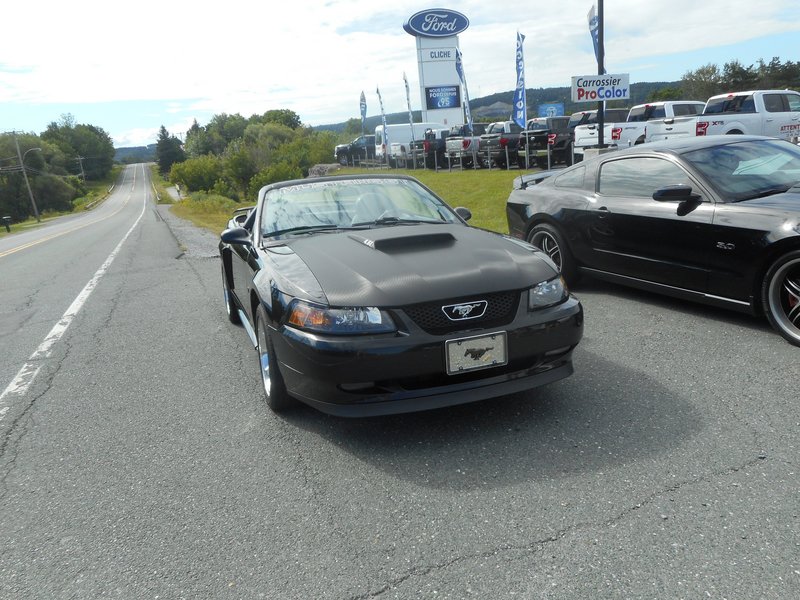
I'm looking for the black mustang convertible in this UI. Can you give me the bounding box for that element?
[219,174,583,416]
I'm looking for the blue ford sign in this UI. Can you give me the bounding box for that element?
[404,9,469,38]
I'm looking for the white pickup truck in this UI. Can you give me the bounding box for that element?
[645,90,800,142]
[608,100,705,147]
[571,107,630,161]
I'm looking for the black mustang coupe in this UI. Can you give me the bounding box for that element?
[219,174,583,416]
[506,135,800,346]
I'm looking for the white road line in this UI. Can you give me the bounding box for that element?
[0,166,148,420]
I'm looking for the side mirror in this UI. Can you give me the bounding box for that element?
[221,226,253,246]
[652,184,700,202]
[454,206,472,222]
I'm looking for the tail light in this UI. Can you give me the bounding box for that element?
[423,140,431,152]
[499,136,510,148]
[462,139,469,150]
[611,128,621,140]
[547,133,557,146]
[696,122,709,136]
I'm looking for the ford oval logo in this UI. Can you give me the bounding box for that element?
[403,9,469,38]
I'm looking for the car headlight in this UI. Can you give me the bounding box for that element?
[286,300,396,335]
[528,276,568,310]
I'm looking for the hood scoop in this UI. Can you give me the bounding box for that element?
[349,231,456,252]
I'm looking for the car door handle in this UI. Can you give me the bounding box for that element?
[595,206,610,217]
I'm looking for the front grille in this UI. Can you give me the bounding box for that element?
[403,291,519,335]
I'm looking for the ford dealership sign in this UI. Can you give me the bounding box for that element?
[404,9,469,38]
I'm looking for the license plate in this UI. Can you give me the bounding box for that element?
[445,332,508,375]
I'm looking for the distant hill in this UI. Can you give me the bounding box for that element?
[315,81,679,131]
[115,144,157,163]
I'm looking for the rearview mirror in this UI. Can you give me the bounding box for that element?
[454,206,472,221]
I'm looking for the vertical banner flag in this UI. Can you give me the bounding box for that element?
[455,49,473,134]
[512,32,527,129]
[376,86,389,155]
[588,4,601,68]
[359,91,367,135]
[403,72,415,138]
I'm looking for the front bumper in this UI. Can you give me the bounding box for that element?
[271,294,583,417]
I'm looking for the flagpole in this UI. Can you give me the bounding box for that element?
[597,0,605,148]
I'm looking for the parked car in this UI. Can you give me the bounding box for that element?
[480,120,525,169]
[572,108,630,161]
[445,123,488,168]
[516,116,573,169]
[220,174,584,416]
[506,135,800,346]
[609,101,705,148]
[334,135,375,165]
[646,90,800,143]
[406,126,451,169]
[375,122,443,167]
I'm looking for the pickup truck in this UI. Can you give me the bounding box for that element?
[607,100,705,148]
[405,127,452,169]
[444,123,487,168]
[334,134,375,165]
[480,120,524,169]
[571,108,630,161]
[516,116,572,169]
[645,90,800,142]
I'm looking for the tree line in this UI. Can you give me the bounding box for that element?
[157,109,337,202]
[0,115,115,221]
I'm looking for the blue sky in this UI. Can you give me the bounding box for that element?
[1,1,798,148]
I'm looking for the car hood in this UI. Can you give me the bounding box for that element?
[268,224,557,306]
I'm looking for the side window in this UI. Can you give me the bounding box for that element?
[787,94,800,112]
[554,165,586,189]
[739,95,756,113]
[763,94,786,113]
[599,157,693,198]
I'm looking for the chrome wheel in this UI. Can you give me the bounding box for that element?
[528,224,578,284]
[764,253,800,346]
[531,230,562,270]
[255,306,292,411]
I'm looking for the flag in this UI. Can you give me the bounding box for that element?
[359,91,367,135]
[587,4,601,69]
[376,86,389,155]
[403,72,415,140]
[455,49,473,134]
[512,32,527,129]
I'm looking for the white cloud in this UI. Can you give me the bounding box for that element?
[2,0,799,145]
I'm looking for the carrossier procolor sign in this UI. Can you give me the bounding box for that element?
[403,9,469,37]
[571,74,630,103]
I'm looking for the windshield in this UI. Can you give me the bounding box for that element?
[260,178,459,238]
[682,139,800,201]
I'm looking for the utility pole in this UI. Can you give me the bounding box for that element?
[597,0,606,149]
[76,155,86,181]
[14,132,41,223]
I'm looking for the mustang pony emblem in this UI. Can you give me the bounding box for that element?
[442,300,488,321]
[464,346,493,360]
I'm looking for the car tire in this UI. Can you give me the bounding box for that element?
[528,223,579,284]
[564,144,574,166]
[338,154,348,166]
[222,262,241,324]
[761,250,800,347]
[517,156,527,170]
[255,305,293,411]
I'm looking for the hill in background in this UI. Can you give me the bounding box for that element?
[315,81,678,132]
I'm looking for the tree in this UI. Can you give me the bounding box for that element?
[169,154,224,192]
[155,126,185,175]
[681,63,724,101]
[41,115,115,180]
[260,109,302,129]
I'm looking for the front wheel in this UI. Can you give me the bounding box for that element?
[528,223,579,284]
[255,305,293,411]
[762,251,800,346]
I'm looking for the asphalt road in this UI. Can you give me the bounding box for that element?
[1,165,798,599]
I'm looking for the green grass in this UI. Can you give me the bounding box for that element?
[169,166,523,235]
[148,165,176,205]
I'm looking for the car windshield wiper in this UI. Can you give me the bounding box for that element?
[739,185,792,201]
[269,225,343,236]
[353,216,444,227]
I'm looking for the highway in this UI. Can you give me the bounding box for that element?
[0,169,798,598]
